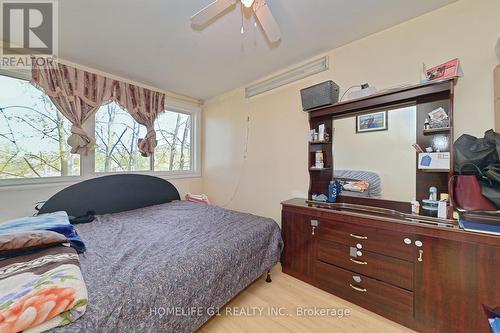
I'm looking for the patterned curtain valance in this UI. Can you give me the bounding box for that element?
[31,58,165,156]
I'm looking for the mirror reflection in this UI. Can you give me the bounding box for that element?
[333,105,417,202]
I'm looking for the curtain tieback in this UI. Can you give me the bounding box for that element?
[67,125,96,156]
[138,126,157,157]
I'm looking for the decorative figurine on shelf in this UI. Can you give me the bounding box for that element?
[424,116,430,130]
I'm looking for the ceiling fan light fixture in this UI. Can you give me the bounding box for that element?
[241,0,255,8]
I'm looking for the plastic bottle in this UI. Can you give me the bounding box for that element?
[328,181,337,203]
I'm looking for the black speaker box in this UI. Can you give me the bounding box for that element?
[300,80,339,111]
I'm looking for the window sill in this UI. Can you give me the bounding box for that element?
[94,170,201,180]
[0,176,87,192]
[0,171,201,192]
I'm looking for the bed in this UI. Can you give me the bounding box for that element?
[334,169,382,198]
[36,174,283,333]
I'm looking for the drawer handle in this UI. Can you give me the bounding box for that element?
[349,233,368,240]
[349,284,367,292]
[418,249,423,262]
[350,258,367,265]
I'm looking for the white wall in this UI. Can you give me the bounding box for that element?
[333,106,417,202]
[202,0,500,223]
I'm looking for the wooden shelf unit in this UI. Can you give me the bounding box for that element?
[309,140,331,145]
[420,169,450,173]
[307,78,455,209]
[423,127,451,135]
[308,120,333,197]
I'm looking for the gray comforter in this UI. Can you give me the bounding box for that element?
[51,201,283,333]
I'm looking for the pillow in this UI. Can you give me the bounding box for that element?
[0,230,68,258]
[0,212,86,253]
[343,180,370,193]
[185,193,210,204]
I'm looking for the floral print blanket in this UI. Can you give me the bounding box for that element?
[0,246,88,333]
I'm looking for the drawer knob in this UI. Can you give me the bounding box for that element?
[404,238,411,245]
[415,240,423,247]
[356,250,363,257]
[350,233,368,240]
[349,284,367,292]
[350,258,367,265]
[356,243,362,249]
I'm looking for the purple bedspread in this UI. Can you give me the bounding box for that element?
[51,201,283,333]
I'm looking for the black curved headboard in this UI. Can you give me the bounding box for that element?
[38,174,181,217]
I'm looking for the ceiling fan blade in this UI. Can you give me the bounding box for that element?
[254,1,281,43]
[190,0,237,26]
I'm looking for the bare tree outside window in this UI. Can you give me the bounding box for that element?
[94,102,149,173]
[0,74,195,181]
[94,105,192,173]
[0,75,80,179]
[155,111,191,172]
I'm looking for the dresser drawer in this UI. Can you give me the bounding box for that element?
[316,261,414,324]
[319,219,415,261]
[317,240,414,290]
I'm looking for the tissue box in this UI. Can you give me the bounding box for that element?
[418,152,450,170]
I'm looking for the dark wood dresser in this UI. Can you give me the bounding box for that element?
[281,198,500,333]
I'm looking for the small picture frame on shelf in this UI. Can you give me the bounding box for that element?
[356,111,388,133]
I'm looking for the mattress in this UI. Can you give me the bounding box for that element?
[50,201,283,333]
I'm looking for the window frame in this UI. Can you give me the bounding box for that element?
[0,71,201,190]
[92,99,201,178]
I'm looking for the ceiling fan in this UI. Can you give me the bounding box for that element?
[190,0,281,43]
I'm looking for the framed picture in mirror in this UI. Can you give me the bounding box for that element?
[356,111,388,133]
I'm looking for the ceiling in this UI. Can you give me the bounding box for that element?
[59,0,456,100]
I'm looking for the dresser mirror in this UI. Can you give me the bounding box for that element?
[332,105,417,202]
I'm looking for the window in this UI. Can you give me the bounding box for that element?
[0,72,200,186]
[155,110,192,172]
[94,102,148,173]
[94,104,195,173]
[0,75,80,180]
